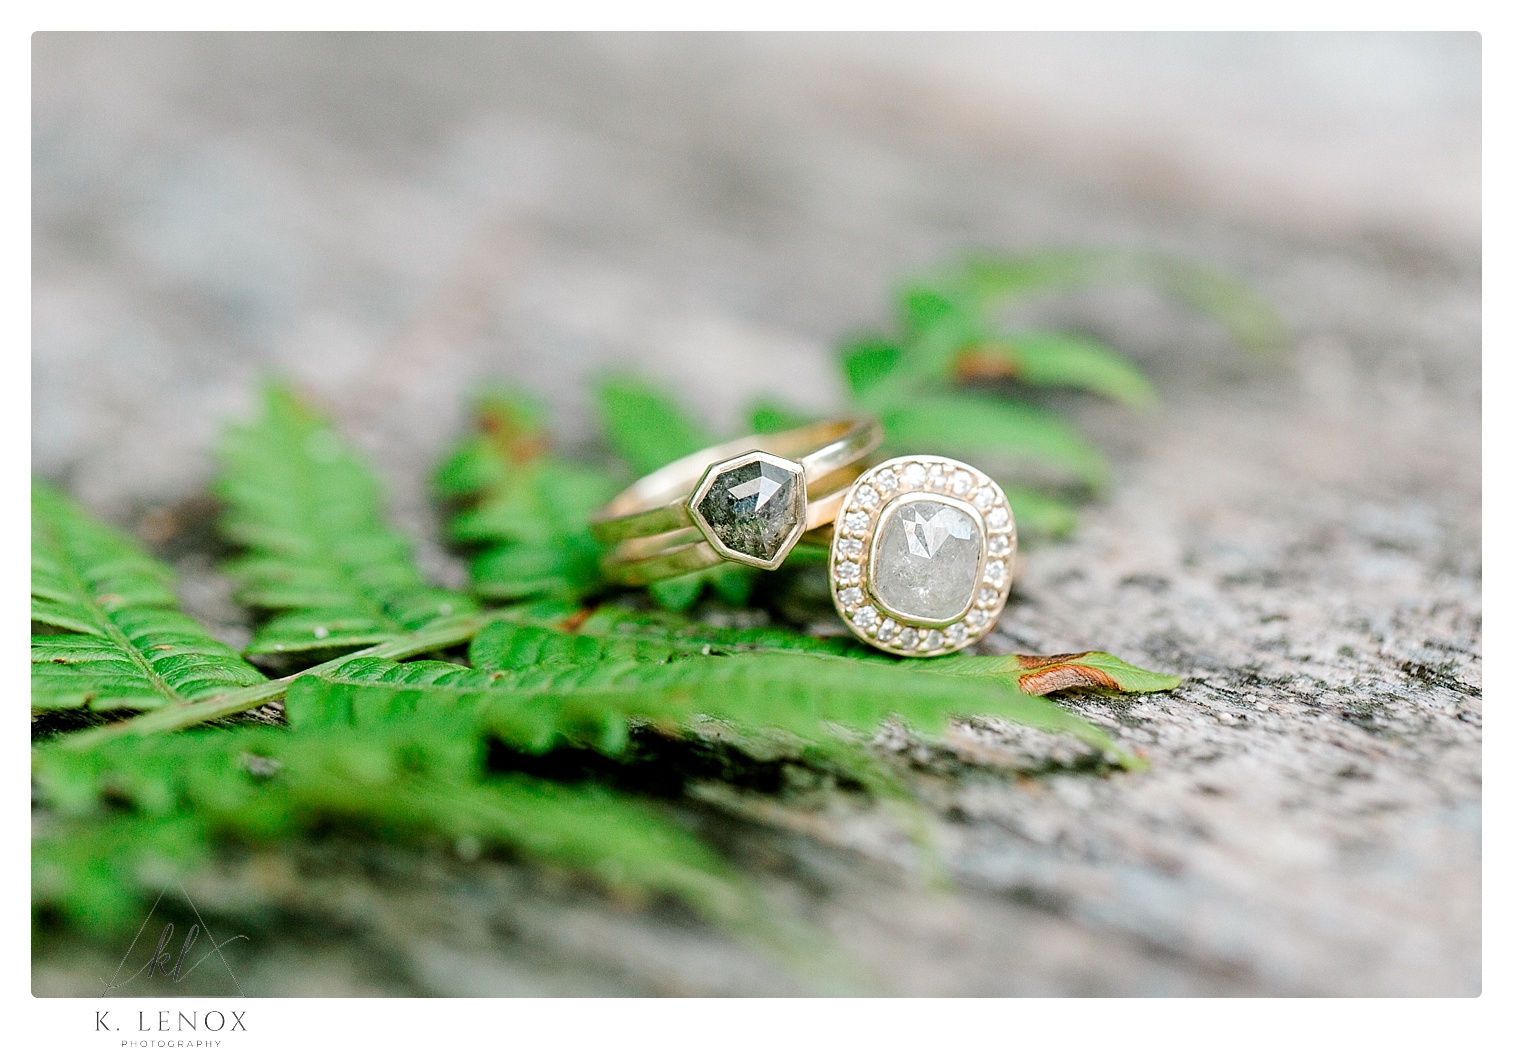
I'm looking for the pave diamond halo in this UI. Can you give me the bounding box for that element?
[687,451,807,570]
[829,455,1015,657]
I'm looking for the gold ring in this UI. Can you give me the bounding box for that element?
[593,417,883,583]
[828,456,1016,657]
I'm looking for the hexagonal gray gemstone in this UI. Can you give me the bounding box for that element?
[696,459,801,562]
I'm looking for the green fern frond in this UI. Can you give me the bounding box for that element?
[272,616,1128,767]
[217,383,477,655]
[33,717,799,965]
[435,388,615,602]
[287,656,637,756]
[31,480,265,712]
[544,607,1173,701]
[838,250,1283,520]
[461,619,1131,764]
[955,332,1157,408]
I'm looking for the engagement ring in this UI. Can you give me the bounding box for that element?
[828,456,1015,657]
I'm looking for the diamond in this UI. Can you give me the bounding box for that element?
[977,587,999,608]
[897,627,920,649]
[838,586,863,607]
[950,470,974,495]
[836,561,860,583]
[972,487,996,510]
[921,630,943,652]
[852,605,879,630]
[876,469,899,492]
[966,608,989,629]
[987,507,1010,529]
[854,484,880,510]
[876,618,899,641]
[944,622,967,643]
[871,497,982,623]
[984,559,1006,586]
[988,534,1011,555]
[844,510,869,533]
[695,458,802,563]
[926,464,947,489]
[837,537,863,559]
[901,462,926,487]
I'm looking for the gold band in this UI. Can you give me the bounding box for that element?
[591,417,882,545]
[592,417,882,582]
[601,462,865,584]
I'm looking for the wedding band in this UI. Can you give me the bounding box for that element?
[601,460,867,584]
[593,417,883,579]
[828,456,1016,658]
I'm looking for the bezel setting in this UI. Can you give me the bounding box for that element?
[828,456,1016,657]
[687,450,807,571]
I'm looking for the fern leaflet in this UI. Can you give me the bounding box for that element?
[435,388,615,601]
[464,619,1133,763]
[31,479,265,712]
[218,384,476,655]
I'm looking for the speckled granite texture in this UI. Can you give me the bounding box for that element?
[32,33,1479,996]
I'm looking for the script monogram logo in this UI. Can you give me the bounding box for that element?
[99,885,249,997]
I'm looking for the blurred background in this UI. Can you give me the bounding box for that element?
[33,33,1479,516]
[32,33,1480,995]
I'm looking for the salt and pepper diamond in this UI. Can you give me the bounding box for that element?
[690,453,805,568]
[829,455,1016,658]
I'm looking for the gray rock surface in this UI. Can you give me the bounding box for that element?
[32,33,1479,996]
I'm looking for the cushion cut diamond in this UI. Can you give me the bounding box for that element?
[871,498,983,623]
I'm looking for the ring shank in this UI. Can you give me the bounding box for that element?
[591,417,882,545]
[600,462,866,585]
